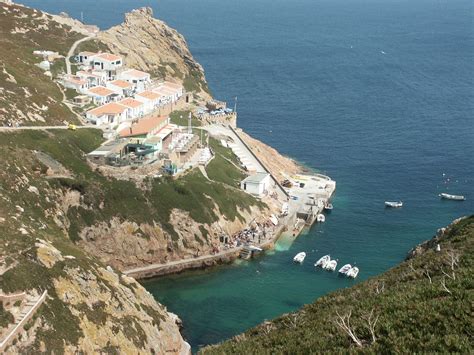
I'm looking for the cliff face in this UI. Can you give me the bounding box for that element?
[98,7,211,100]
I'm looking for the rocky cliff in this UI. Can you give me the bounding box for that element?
[97,7,211,100]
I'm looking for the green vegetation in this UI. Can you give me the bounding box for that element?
[50,59,66,78]
[206,138,246,187]
[75,39,110,55]
[170,110,201,127]
[184,68,211,95]
[202,216,474,354]
[0,304,14,328]
[0,4,83,125]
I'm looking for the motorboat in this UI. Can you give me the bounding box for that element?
[317,214,326,223]
[346,266,359,278]
[293,252,306,263]
[314,255,330,267]
[385,201,403,208]
[439,193,465,201]
[338,264,352,275]
[324,202,333,211]
[324,259,337,271]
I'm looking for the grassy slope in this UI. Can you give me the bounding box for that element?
[0,129,263,242]
[0,3,83,126]
[0,128,264,350]
[202,216,474,354]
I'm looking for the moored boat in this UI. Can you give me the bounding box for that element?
[324,202,333,211]
[385,201,403,208]
[324,259,337,271]
[439,193,465,201]
[338,264,352,275]
[346,266,359,278]
[317,214,326,222]
[314,254,330,268]
[293,252,306,263]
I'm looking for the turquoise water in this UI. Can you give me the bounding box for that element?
[22,0,474,351]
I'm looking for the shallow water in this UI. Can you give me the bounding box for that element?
[22,0,474,351]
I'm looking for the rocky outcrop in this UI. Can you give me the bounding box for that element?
[238,129,302,183]
[98,7,211,100]
[76,203,270,271]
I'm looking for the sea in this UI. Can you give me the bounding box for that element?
[20,0,474,351]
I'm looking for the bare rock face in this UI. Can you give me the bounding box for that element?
[98,7,211,100]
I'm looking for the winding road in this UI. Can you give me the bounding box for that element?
[66,34,95,75]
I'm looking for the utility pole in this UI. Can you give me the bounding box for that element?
[188,112,192,134]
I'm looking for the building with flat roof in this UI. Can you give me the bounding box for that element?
[119,115,170,139]
[240,172,272,197]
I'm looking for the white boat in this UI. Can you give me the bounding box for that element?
[324,259,337,271]
[317,214,325,222]
[293,252,306,263]
[385,201,403,208]
[439,193,465,201]
[338,264,352,274]
[314,255,330,267]
[346,266,359,278]
[324,203,333,211]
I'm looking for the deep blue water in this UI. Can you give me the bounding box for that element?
[21,0,474,350]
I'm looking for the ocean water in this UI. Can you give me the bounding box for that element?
[22,0,474,351]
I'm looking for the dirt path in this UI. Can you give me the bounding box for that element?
[66,35,95,75]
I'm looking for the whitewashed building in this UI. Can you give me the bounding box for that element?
[117,98,146,120]
[61,75,88,94]
[135,90,161,114]
[87,86,120,105]
[76,51,97,65]
[91,53,123,80]
[76,70,106,88]
[86,102,128,126]
[240,172,272,197]
[107,80,134,97]
[119,69,151,92]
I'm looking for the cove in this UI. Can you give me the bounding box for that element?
[20,0,474,351]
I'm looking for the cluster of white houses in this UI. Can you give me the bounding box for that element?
[60,51,184,126]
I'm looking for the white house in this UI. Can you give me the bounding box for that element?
[61,75,88,94]
[135,91,161,114]
[87,86,120,105]
[107,80,134,97]
[240,172,272,197]
[91,53,123,80]
[153,81,184,105]
[119,69,151,92]
[117,98,145,120]
[76,70,106,88]
[86,102,128,126]
[76,51,97,65]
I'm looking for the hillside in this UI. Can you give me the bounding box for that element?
[202,216,474,354]
[0,2,83,126]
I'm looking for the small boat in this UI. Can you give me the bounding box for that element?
[317,214,326,222]
[385,201,403,208]
[346,266,359,278]
[293,252,306,263]
[324,259,337,271]
[314,255,330,267]
[324,202,333,211]
[338,264,352,274]
[439,193,466,201]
